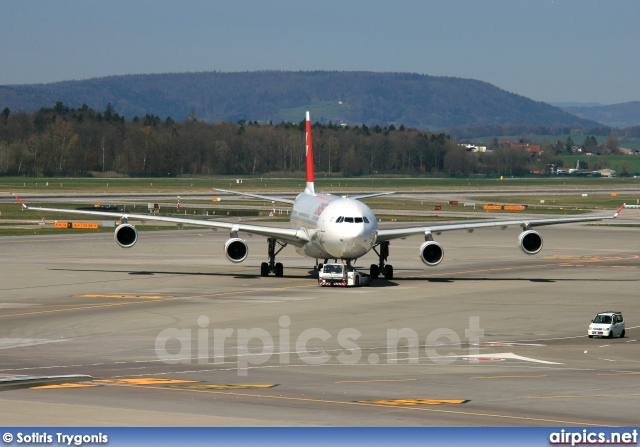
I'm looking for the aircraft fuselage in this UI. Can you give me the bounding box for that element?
[290,192,378,260]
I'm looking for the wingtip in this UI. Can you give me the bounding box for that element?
[11,192,27,208]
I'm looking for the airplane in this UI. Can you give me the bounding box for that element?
[12,112,626,280]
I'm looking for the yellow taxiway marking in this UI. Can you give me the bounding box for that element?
[30,383,99,390]
[95,378,198,385]
[113,383,618,427]
[172,384,277,390]
[358,399,468,406]
[469,375,548,380]
[528,393,640,400]
[75,294,171,299]
[597,372,640,376]
[544,255,639,261]
[0,284,318,319]
[334,379,417,384]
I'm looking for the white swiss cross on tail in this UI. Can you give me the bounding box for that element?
[304,111,316,195]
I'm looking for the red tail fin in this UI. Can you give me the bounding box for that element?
[305,111,315,195]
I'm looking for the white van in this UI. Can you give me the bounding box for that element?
[588,311,625,338]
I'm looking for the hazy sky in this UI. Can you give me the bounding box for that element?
[2,0,639,104]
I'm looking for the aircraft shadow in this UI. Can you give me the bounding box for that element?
[49,268,639,285]
[49,268,315,280]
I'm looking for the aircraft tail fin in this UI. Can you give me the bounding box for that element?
[304,111,315,195]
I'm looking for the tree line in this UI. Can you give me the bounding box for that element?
[0,102,597,178]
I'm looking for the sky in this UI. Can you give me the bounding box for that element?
[1,0,639,105]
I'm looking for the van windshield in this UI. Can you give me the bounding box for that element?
[323,265,343,274]
[593,315,612,324]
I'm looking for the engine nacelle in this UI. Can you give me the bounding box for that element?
[518,229,543,255]
[419,240,444,266]
[224,238,249,263]
[114,223,138,248]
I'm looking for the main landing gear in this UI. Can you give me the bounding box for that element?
[370,241,393,280]
[261,238,287,277]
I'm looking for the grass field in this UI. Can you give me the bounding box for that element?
[2,175,640,194]
[2,175,639,237]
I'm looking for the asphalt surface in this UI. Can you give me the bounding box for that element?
[1,215,639,426]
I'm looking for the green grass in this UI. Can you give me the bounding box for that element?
[469,134,640,151]
[559,155,640,174]
[2,176,638,237]
[3,175,640,194]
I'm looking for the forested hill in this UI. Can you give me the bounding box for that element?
[0,71,599,130]
[560,101,640,128]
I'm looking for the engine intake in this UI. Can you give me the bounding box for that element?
[518,229,543,255]
[419,241,444,266]
[114,223,138,248]
[224,238,249,263]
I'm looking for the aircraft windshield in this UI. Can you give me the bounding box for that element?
[336,216,368,223]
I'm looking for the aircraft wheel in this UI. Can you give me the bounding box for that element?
[260,262,269,277]
[384,264,394,280]
[275,262,284,277]
[370,264,379,279]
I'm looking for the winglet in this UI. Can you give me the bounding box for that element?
[614,203,625,218]
[11,193,28,209]
[304,111,316,196]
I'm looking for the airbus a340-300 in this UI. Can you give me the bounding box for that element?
[13,112,625,280]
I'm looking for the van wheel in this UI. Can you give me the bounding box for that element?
[608,331,614,339]
[620,330,625,338]
[588,335,593,338]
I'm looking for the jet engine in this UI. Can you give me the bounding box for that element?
[114,223,138,248]
[419,241,444,266]
[518,229,543,255]
[224,238,249,263]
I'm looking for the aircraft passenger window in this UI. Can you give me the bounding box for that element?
[336,217,344,223]
[345,217,354,223]
[355,217,363,223]
[363,217,370,223]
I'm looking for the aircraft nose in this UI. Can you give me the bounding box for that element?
[326,222,375,258]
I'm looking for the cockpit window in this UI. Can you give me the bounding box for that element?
[337,216,368,223]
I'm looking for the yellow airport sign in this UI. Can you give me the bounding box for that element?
[54,221,99,229]
[72,222,99,229]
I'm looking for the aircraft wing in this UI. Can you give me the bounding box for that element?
[213,188,295,205]
[12,194,309,247]
[376,205,626,242]
[350,191,396,200]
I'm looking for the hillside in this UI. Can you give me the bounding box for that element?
[560,101,640,128]
[0,71,600,131]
